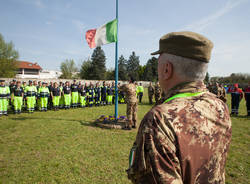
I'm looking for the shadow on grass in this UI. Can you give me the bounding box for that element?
[79,120,97,128]
[233,115,250,119]
[10,116,99,128]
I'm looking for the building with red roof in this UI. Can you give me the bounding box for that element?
[16,61,42,78]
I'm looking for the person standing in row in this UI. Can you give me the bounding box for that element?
[59,82,64,109]
[79,83,87,108]
[137,83,144,103]
[229,83,243,115]
[51,82,61,111]
[63,81,71,109]
[0,80,10,116]
[71,80,79,108]
[77,81,82,107]
[9,79,16,109]
[101,81,107,105]
[106,83,113,105]
[94,82,101,106]
[87,83,95,107]
[36,81,42,110]
[25,80,37,113]
[244,82,250,116]
[12,81,24,114]
[148,82,155,104]
[38,82,50,111]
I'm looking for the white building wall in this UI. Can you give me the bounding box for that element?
[16,70,62,79]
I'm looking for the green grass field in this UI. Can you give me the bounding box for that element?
[0,92,249,184]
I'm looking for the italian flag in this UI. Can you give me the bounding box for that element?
[85,19,117,48]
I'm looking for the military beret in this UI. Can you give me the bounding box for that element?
[0,79,5,82]
[151,31,213,63]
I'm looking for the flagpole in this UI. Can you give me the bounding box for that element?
[115,0,119,120]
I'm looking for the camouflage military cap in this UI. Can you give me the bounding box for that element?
[151,31,213,63]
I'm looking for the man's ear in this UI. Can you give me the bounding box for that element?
[163,61,173,80]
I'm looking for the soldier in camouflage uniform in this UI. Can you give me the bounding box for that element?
[127,31,232,184]
[218,84,227,103]
[154,81,161,105]
[148,82,155,104]
[120,77,138,130]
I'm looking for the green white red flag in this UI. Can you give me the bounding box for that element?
[85,19,117,48]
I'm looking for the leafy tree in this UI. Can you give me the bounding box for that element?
[127,51,140,80]
[118,55,128,80]
[89,46,106,80]
[138,65,146,81]
[143,57,158,81]
[0,33,19,77]
[204,72,210,84]
[60,59,77,79]
[105,68,115,80]
[80,59,92,79]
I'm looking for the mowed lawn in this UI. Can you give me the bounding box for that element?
[0,91,249,184]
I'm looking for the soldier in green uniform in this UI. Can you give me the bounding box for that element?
[154,81,161,104]
[12,81,24,114]
[120,77,138,130]
[25,80,37,113]
[127,31,232,184]
[148,82,155,104]
[0,80,10,116]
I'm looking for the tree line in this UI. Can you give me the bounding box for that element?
[60,46,158,81]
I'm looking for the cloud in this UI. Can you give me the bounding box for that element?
[45,21,52,25]
[209,38,250,76]
[72,19,86,33]
[18,0,45,8]
[34,0,45,8]
[181,0,248,32]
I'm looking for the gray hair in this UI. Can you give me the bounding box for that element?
[162,53,208,81]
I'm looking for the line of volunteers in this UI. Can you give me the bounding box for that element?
[0,79,126,116]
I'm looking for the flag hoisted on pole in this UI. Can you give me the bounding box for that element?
[85,0,119,120]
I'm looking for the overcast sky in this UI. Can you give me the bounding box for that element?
[0,0,249,76]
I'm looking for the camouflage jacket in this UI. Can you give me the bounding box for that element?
[127,81,232,184]
[120,83,137,103]
[148,86,155,95]
[154,84,161,97]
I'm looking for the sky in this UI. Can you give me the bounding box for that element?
[0,0,250,76]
